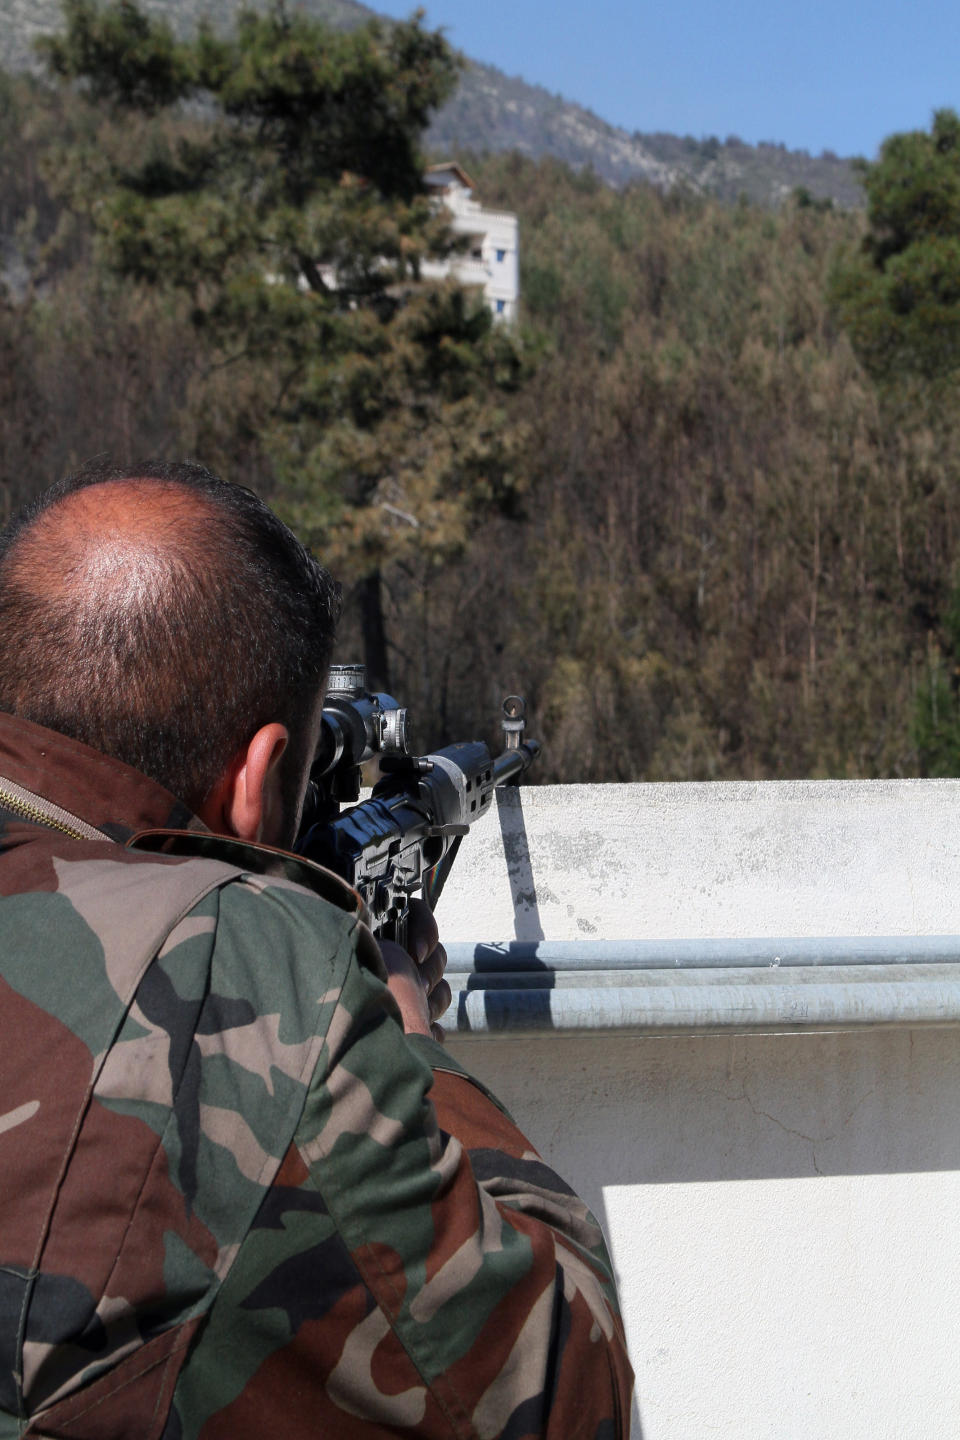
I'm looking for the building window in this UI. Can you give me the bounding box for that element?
[496,248,506,262]
[495,299,506,314]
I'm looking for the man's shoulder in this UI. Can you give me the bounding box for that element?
[1,833,374,1057]
[127,828,368,927]
[6,830,358,946]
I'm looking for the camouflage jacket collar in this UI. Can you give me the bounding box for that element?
[0,711,200,843]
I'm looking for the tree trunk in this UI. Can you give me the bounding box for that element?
[360,569,391,693]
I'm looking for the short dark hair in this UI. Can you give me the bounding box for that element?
[0,460,341,808]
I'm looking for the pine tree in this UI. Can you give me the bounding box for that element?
[40,0,528,687]
[830,109,960,384]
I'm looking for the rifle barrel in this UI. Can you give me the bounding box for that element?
[491,739,541,788]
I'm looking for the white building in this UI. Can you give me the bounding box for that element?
[421,162,520,322]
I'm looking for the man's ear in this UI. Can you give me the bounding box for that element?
[198,723,289,842]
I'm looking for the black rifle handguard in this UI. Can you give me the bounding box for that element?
[296,671,540,946]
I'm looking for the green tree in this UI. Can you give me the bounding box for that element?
[830,109,960,384]
[829,110,960,774]
[40,0,527,688]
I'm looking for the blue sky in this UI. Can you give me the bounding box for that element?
[371,0,960,160]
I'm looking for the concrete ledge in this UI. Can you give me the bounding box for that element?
[432,780,960,1035]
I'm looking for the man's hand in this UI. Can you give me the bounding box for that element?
[379,899,451,1042]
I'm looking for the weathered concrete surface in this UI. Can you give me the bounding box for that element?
[435,778,960,945]
[434,781,960,1439]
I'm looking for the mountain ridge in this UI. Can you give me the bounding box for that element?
[0,0,864,207]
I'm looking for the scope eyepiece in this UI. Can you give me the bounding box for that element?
[326,663,367,698]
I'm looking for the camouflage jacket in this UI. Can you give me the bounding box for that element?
[0,712,633,1440]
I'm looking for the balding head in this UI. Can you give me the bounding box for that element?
[16,477,216,602]
[0,461,340,811]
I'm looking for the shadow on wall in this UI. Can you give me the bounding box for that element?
[455,788,554,1030]
[447,1024,960,1186]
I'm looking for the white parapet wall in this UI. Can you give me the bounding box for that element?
[432,780,960,1440]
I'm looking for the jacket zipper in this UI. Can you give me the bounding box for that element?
[0,773,106,841]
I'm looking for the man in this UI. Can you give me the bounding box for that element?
[0,461,632,1439]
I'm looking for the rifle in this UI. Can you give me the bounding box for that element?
[296,665,540,947]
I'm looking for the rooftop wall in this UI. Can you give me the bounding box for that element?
[434,781,960,1439]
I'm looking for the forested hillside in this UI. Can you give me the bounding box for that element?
[0,4,957,782]
[451,156,959,781]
